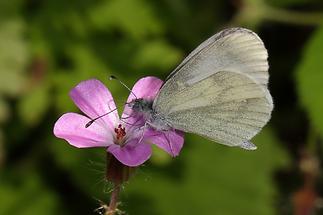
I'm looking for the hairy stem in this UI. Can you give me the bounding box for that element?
[106,183,121,215]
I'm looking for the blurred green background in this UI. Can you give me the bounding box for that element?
[1,0,323,214]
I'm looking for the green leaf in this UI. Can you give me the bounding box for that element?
[89,0,164,39]
[52,71,80,113]
[0,172,60,215]
[0,0,23,20]
[50,137,108,199]
[18,83,50,126]
[0,130,4,168]
[132,40,183,71]
[150,144,172,166]
[265,0,316,7]
[52,44,118,113]
[125,129,289,215]
[0,98,9,123]
[296,26,323,136]
[0,19,28,96]
[65,44,109,77]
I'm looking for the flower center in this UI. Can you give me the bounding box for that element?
[114,124,126,145]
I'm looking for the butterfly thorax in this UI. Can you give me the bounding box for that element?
[128,98,154,123]
[128,98,153,114]
[128,98,172,131]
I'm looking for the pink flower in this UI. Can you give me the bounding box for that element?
[53,77,184,167]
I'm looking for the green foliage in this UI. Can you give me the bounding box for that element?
[50,138,108,198]
[18,83,51,126]
[132,40,183,71]
[0,172,60,215]
[0,98,9,123]
[0,130,3,168]
[125,129,288,215]
[0,19,27,96]
[150,144,172,166]
[89,0,164,39]
[296,26,323,135]
[1,0,322,214]
[265,0,319,7]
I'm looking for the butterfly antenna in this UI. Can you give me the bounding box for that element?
[109,75,137,99]
[85,108,118,128]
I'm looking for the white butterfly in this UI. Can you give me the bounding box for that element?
[128,27,273,150]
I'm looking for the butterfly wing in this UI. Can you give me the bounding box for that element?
[166,28,269,87]
[153,71,273,148]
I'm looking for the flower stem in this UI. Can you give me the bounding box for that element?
[106,183,121,215]
[263,6,323,26]
[105,153,136,214]
[231,0,323,27]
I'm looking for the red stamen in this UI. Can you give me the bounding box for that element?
[114,124,126,141]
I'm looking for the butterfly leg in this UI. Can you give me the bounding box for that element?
[120,117,143,127]
[120,112,144,127]
[137,122,149,144]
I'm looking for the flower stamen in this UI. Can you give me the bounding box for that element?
[114,124,126,142]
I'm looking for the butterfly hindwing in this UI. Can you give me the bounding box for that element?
[153,71,273,147]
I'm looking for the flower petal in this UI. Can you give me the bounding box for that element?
[107,139,152,167]
[69,79,119,130]
[54,113,113,148]
[122,77,163,129]
[127,76,163,102]
[145,129,184,157]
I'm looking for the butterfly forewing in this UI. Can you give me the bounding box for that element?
[153,71,273,147]
[166,28,269,87]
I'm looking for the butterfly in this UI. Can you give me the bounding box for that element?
[127,27,273,150]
